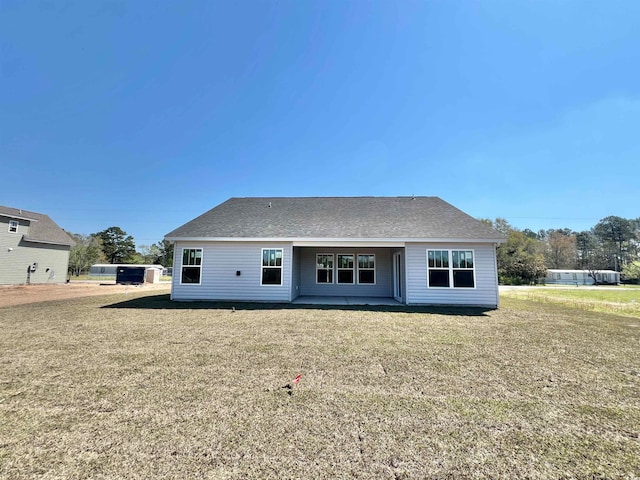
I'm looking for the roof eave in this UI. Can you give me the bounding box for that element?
[165,236,506,245]
[22,236,75,247]
[0,213,39,222]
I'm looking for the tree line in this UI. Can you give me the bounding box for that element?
[483,215,640,285]
[68,226,174,276]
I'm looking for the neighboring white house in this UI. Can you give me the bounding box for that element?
[0,206,75,285]
[164,197,506,308]
[544,269,621,285]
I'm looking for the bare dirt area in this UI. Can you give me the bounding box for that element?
[0,282,171,307]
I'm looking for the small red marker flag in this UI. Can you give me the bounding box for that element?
[293,374,302,384]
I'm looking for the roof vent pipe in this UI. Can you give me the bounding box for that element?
[268,202,272,208]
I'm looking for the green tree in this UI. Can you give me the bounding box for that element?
[126,251,146,265]
[68,234,106,276]
[575,230,609,284]
[497,230,547,284]
[137,244,161,264]
[491,217,514,237]
[543,230,577,269]
[622,261,640,284]
[522,228,540,240]
[95,226,136,264]
[136,241,173,266]
[576,231,599,268]
[593,216,635,271]
[155,240,174,267]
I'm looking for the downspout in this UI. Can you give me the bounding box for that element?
[170,241,177,301]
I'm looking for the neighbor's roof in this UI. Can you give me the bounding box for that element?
[165,197,505,242]
[0,206,76,246]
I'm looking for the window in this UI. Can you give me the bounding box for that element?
[316,254,334,284]
[452,250,474,288]
[427,250,475,288]
[8,220,18,233]
[427,250,450,287]
[572,273,577,281]
[262,248,283,285]
[181,248,202,284]
[357,254,375,284]
[337,254,354,284]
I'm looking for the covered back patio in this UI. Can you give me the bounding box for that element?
[290,245,406,304]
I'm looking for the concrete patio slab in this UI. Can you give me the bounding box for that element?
[292,296,402,306]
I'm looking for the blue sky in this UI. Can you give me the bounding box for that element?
[2,0,638,247]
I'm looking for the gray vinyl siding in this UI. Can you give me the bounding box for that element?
[405,243,499,307]
[298,247,393,297]
[0,219,71,284]
[171,241,293,302]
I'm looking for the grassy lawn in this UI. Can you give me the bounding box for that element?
[501,286,640,318]
[1,293,639,479]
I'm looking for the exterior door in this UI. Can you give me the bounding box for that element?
[393,252,402,302]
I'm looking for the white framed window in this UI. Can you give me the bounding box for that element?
[316,254,334,284]
[262,248,283,285]
[337,254,355,284]
[8,220,18,233]
[451,250,475,288]
[357,254,375,284]
[427,250,475,288]
[427,250,450,287]
[181,248,202,284]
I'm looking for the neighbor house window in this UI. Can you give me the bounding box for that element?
[427,250,475,288]
[337,254,355,284]
[357,254,375,284]
[181,248,202,284]
[316,254,334,284]
[262,248,283,285]
[8,220,18,233]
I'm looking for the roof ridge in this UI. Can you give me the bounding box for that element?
[229,195,440,200]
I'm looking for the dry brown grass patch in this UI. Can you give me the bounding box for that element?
[1,293,638,478]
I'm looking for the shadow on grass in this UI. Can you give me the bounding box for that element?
[101,293,493,316]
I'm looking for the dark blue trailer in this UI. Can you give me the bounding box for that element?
[116,266,146,285]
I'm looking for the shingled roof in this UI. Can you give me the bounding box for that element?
[165,197,505,242]
[0,206,75,246]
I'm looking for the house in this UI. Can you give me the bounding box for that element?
[0,206,75,285]
[164,197,506,307]
[543,269,620,286]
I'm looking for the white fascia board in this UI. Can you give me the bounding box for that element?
[293,239,405,247]
[166,236,505,245]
